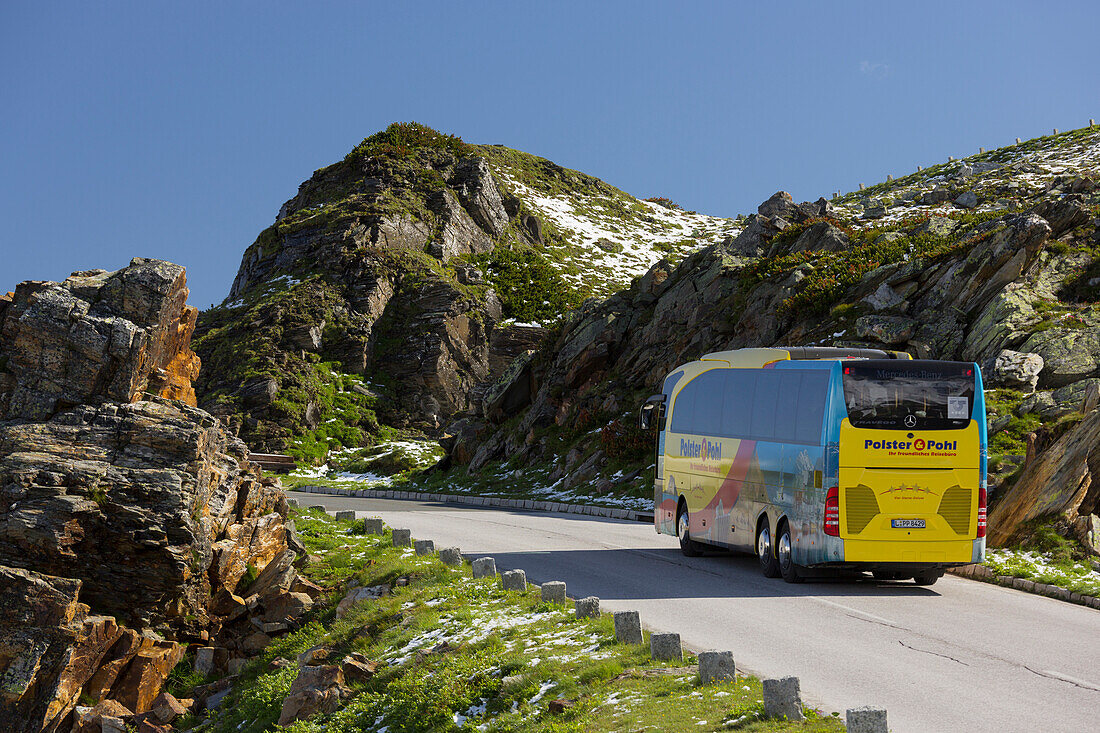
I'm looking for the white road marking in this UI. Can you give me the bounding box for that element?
[810,597,902,627]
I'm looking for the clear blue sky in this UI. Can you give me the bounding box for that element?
[2,1,1097,308]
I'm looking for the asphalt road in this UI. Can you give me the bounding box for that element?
[288,491,1100,733]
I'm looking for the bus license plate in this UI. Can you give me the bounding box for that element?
[892,519,925,529]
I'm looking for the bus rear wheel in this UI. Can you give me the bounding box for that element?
[777,522,803,584]
[757,522,780,578]
[912,569,942,586]
[677,505,703,557]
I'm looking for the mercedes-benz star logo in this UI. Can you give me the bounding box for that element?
[904,414,917,428]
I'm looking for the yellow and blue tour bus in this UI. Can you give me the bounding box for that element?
[639,347,987,585]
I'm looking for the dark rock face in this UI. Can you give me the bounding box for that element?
[0,260,311,729]
[0,398,285,633]
[195,131,540,450]
[987,406,1100,546]
[0,259,201,421]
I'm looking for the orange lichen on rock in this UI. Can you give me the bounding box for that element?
[148,302,202,406]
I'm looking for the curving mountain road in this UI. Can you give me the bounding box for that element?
[288,491,1100,733]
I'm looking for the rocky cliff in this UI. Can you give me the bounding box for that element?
[193,122,738,460]
[464,127,1100,547]
[0,260,315,731]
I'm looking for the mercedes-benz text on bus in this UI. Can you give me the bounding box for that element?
[638,347,987,585]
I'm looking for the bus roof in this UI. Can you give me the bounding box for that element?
[698,346,911,368]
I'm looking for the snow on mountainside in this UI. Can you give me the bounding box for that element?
[832,127,1100,226]
[479,145,740,298]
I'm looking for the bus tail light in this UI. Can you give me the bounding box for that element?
[977,487,987,538]
[824,487,840,537]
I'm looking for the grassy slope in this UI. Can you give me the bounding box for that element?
[479,144,740,301]
[182,509,844,732]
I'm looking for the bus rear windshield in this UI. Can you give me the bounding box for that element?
[842,361,976,430]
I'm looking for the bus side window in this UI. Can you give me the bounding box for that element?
[773,373,801,442]
[694,371,726,436]
[794,371,830,444]
[670,380,698,434]
[721,370,755,438]
[751,371,781,441]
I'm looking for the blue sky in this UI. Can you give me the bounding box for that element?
[2,1,1098,308]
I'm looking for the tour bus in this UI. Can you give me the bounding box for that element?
[638,347,987,585]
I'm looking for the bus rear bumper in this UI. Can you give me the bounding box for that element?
[807,561,971,573]
[840,537,975,564]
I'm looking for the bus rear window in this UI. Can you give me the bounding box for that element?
[842,361,976,430]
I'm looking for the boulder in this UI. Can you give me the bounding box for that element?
[277,665,348,725]
[757,191,796,219]
[1019,328,1100,388]
[912,215,958,238]
[0,259,201,420]
[110,641,185,714]
[262,592,313,624]
[1032,194,1091,238]
[148,691,188,724]
[1019,379,1100,419]
[340,653,378,683]
[786,221,849,253]
[335,585,389,619]
[726,214,784,257]
[861,282,905,312]
[984,350,1044,393]
[855,315,916,345]
[920,187,951,205]
[954,191,979,209]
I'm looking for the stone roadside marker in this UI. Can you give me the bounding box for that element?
[698,650,736,684]
[612,610,642,644]
[541,581,567,604]
[575,596,600,619]
[335,510,355,522]
[846,706,888,733]
[762,677,805,721]
[414,539,434,555]
[308,505,326,512]
[287,499,299,508]
[392,529,411,547]
[439,547,462,566]
[650,633,682,662]
[363,518,384,535]
[501,569,527,591]
[471,557,496,578]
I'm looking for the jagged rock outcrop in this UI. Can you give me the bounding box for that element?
[0,260,311,730]
[194,124,545,451]
[0,398,286,633]
[987,404,1100,546]
[0,259,201,420]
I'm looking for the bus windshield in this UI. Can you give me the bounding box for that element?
[842,361,975,430]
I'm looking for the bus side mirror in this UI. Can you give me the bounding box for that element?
[639,394,665,430]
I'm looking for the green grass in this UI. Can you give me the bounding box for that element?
[468,246,585,325]
[738,213,1007,319]
[985,522,1100,598]
[186,509,842,732]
